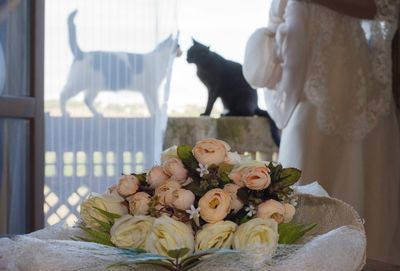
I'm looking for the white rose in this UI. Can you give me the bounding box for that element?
[80,193,128,230]
[161,145,178,163]
[233,218,278,255]
[110,215,154,249]
[192,139,231,166]
[127,192,151,215]
[163,158,188,184]
[283,203,296,223]
[117,175,140,197]
[223,183,244,213]
[145,215,195,257]
[172,189,195,210]
[195,221,237,251]
[256,199,285,223]
[147,166,169,188]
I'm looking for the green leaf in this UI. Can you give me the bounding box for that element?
[278,222,317,244]
[93,207,122,220]
[177,145,198,171]
[135,260,175,271]
[218,171,232,184]
[180,248,239,266]
[79,226,114,246]
[278,168,301,187]
[89,215,112,232]
[218,163,234,174]
[167,247,190,259]
[107,262,132,269]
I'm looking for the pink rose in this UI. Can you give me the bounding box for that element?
[228,161,271,190]
[117,175,140,197]
[256,199,285,223]
[283,203,296,223]
[192,139,231,166]
[199,188,231,223]
[147,166,170,188]
[223,183,244,213]
[127,192,151,215]
[155,180,181,206]
[162,158,188,184]
[172,189,195,210]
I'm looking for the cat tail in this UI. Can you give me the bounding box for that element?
[255,108,281,147]
[68,10,84,60]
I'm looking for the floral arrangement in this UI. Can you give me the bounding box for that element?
[76,139,315,270]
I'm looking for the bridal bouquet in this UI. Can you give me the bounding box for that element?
[76,139,315,270]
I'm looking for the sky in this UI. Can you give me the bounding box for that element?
[45,0,271,116]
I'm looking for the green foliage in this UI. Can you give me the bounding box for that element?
[78,226,114,246]
[167,248,190,259]
[108,247,239,271]
[177,145,198,172]
[93,207,122,220]
[278,222,317,244]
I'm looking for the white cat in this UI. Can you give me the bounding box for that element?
[60,10,181,116]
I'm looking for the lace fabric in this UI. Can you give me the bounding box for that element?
[0,188,366,271]
[260,0,399,141]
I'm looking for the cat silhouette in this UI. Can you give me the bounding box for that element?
[60,10,181,117]
[187,39,280,146]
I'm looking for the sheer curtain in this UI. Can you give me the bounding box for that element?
[44,0,178,226]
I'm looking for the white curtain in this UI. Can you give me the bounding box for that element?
[44,0,178,226]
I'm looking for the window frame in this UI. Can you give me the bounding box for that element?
[0,0,45,232]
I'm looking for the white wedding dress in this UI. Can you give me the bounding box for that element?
[244,0,400,265]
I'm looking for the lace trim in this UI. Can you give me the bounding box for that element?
[303,2,398,141]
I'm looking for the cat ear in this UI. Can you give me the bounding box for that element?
[192,37,198,44]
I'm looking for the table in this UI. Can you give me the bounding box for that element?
[363,259,400,271]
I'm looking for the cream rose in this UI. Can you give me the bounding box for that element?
[110,215,154,249]
[155,180,181,206]
[127,192,151,215]
[228,161,271,190]
[195,221,237,251]
[198,188,231,223]
[145,215,194,257]
[223,183,244,213]
[117,175,140,197]
[80,193,128,230]
[256,199,285,223]
[233,218,278,254]
[147,166,169,188]
[162,158,188,183]
[172,189,195,210]
[161,145,178,163]
[192,139,231,166]
[283,203,296,223]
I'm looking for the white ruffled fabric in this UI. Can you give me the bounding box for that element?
[0,183,367,271]
[243,0,399,141]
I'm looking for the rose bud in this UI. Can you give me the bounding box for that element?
[172,189,195,210]
[283,203,296,223]
[256,199,285,223]
[117,174,140,197]
[199,188,231,223]
[155,180,181,206]
[162,158,188,184]
[147,166,170,188]
[223,183,244,213]
[127,192,151,215]
[242,166,271,190]
[192,139,231,166]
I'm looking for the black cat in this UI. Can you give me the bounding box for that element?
[186,39,280,146]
